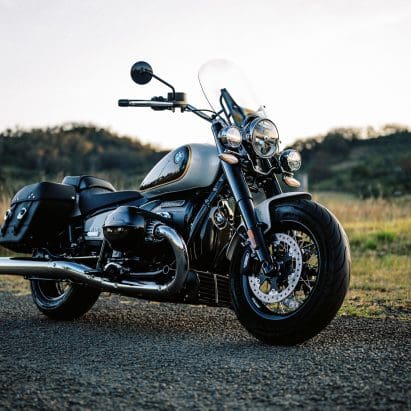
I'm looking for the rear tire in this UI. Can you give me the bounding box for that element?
[30,280,100,320]
[230,199,350,345]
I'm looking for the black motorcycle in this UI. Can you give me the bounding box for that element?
[0,60,350,345]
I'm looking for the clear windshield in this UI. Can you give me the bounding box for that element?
[198,59,264,116]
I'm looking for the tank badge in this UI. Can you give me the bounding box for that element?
[174,151,185,164]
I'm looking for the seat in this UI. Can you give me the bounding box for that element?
[63,175,144,215]
[79,190,144,215]
[62,175,116,192]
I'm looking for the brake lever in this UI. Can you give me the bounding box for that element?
[118,92,187,112]
[150,96,170,111]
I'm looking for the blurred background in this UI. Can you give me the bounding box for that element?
[0,0,410,317]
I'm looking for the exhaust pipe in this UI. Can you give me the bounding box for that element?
[0,224,189,298]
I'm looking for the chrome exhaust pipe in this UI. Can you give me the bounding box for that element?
[0,224,189,298]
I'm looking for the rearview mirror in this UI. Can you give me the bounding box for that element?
[130,61,153,85]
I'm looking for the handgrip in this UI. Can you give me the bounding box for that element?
[117,98,175,109]
[118,99,130,107]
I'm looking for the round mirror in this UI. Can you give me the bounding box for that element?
[130,61,153,85]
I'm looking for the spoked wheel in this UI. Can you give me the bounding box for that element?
[230,200,350,345]
[31,279,100,320]
[33,280,72,306]
[244,228,320,318]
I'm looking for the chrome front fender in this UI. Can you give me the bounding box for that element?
[226,191,312,261]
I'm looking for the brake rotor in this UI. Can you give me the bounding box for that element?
[248,233,303,304]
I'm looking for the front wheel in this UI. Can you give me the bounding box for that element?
[230,199,351,345]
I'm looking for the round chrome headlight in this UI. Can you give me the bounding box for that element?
[218,126,242,148]
[247,118,280,158]
[279,149,302,172]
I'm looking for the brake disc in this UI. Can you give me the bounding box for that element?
[248,233,303,304]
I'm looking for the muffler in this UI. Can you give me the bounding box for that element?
[0,224,189,298]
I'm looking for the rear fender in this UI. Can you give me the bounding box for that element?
[226,192,312,261]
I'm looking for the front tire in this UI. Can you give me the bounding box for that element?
[30,280,100,320]
[230,199,350,345]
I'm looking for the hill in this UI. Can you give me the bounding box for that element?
[0,124,165,195]
[0,123,410,198]
[291,125,411,197]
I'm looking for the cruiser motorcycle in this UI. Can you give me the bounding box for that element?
[0,60,350,345]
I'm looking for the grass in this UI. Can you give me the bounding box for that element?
[315,193,410,319]
[0,191,410,319]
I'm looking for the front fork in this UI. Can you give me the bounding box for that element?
[212,122,274,276]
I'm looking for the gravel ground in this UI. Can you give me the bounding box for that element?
[0,289,410,410]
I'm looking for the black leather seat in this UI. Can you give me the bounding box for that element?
[79,190,144,215]
[62,175,144,215]
[62,175,116,192]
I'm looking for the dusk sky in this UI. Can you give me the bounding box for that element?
[0,0,410,149]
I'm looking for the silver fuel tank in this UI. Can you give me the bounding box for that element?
[139,144,220,198]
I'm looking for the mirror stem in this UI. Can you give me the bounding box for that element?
[151,73,175,100]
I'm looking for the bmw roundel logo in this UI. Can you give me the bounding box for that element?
[174,151,184,164]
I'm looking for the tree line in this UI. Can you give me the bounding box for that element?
[0,124,165,195]
[0,123,409,198]
[291,124,410,197]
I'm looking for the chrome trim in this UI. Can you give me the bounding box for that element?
[279,149,302,172]
[0,225,189,298]
[246,117,279,158]
[17,208,27,220]
[0,259,97,278]
[218,125,242,148]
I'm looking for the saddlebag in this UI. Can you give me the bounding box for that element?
[0,182,76,253]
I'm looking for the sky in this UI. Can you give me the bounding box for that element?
[0,0,410,149]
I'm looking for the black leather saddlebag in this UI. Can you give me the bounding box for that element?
[0,182,76,253]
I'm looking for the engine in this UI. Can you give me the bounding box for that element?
[102,206,146,252]
[98,201,232,307]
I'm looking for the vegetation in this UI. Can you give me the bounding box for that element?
[292,124,411,198]
[1,122,410,198]
[0,123,165,196]
[315,193,410,320]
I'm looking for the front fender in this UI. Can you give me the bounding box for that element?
[226,191,312,261]
[255,191,312,233]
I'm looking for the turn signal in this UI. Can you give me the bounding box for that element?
[218,153,239,165]
[283,176,301,188]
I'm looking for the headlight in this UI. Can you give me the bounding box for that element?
[279,149,301,172]
[218,126,242,148]
[247,118,279,158]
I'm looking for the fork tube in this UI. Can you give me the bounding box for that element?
[211,122,272,268]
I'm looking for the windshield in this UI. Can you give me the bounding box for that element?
[198,59,265,118]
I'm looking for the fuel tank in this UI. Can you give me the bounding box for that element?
[140,144,220,198]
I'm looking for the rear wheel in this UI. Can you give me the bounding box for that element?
[30,280,100,320]
[230,199,350,345]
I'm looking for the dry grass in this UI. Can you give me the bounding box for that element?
[0,194,8,216]
[0,195,15,256]
[0,275,30,295]
[315,193,410,319]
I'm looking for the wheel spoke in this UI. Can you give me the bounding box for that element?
[245,226,320,316]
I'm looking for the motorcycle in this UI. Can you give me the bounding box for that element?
[0,60,350,345]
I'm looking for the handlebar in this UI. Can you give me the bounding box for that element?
[118,96,215,122]
[118,99,175,109]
